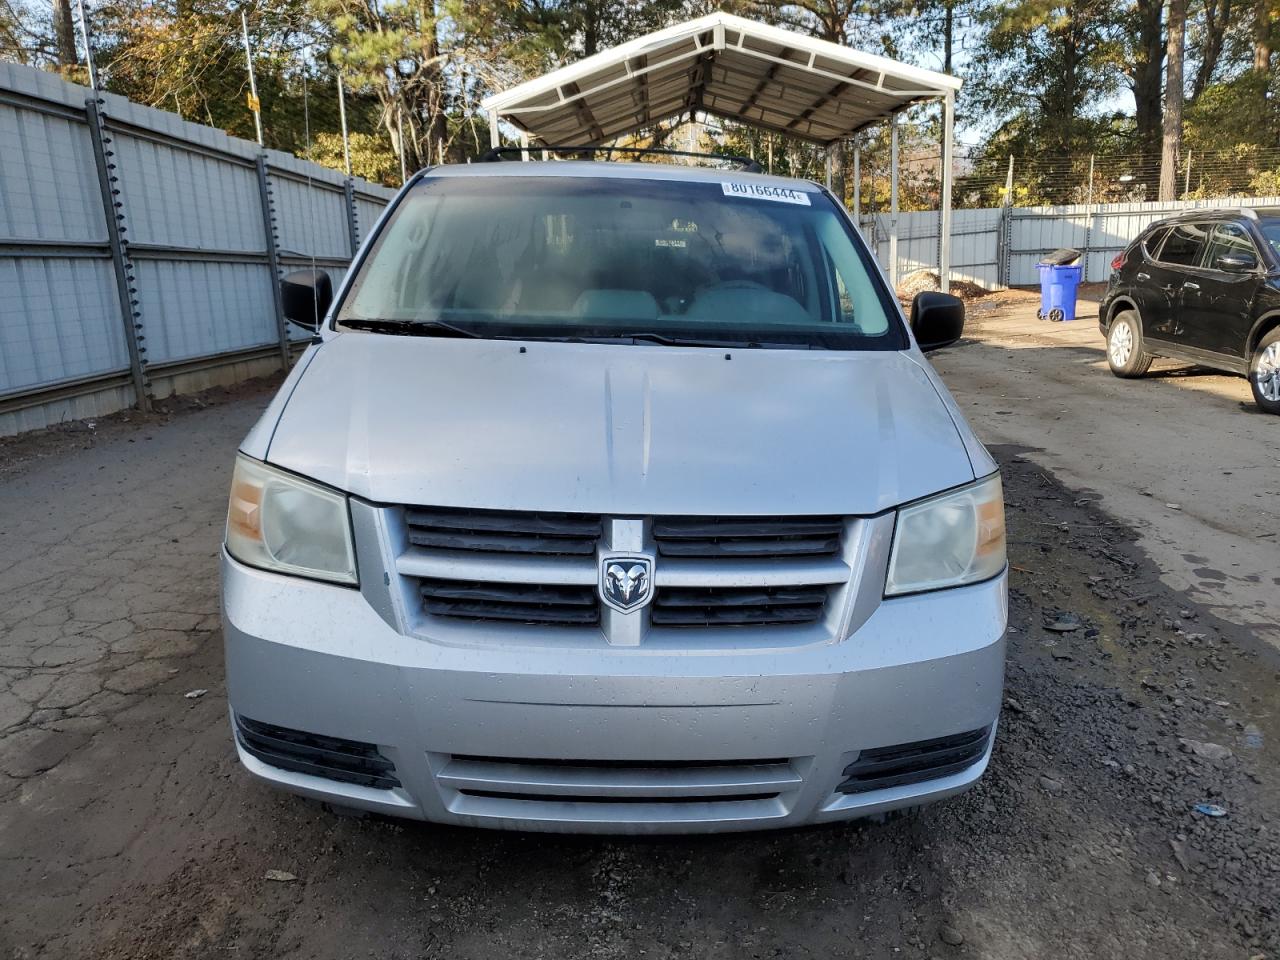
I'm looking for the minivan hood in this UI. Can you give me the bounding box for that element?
[264,334,976,516]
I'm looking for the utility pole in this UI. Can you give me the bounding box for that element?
[240,9,263,146]
[337,73,352,177]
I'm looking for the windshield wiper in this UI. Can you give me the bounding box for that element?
[617,332,818,350]
[340,317,483,338]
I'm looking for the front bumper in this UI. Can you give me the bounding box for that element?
[222,551,1006,834]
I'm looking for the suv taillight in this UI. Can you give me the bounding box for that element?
[1110,251,1127,271]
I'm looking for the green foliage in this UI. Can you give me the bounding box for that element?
[309,130,400,184]
[967,0,1126,157]
[1185,71,1280,153]
[2,0,1277,202]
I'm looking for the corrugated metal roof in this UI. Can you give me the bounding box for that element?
[482,13,960,147]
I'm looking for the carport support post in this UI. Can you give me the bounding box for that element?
[889,113,899,290]
[939,91,954,294]
[488,109,500,150]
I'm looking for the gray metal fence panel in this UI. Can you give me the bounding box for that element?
[132,259,277,363]
[0,62,396,432]
[0,101,104,243]
[864,195,1280,291]
[110,131,264,251]
[0,256,127,390]
[354,197,387,249]
[272,173,352,261]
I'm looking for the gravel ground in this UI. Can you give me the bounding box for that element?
[1,372,1277,959]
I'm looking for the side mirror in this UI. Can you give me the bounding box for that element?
[910,291,965,352]
[280,269,333,330]
[1216,253,1257,273]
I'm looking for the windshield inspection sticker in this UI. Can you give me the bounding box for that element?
[721,181,812,205]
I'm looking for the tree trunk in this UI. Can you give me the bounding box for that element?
[1131,0,1164,196]
[943,0,954,73]
[1256,0,1273,73]
[52,0,78,68]
[1192,0,1231,99]
[1159,0,1186,202]
[829,140,846,208]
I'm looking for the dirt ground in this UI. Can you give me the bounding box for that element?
[933,286,1280,653]
[1,305,1278,959]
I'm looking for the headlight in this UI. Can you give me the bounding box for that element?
[225,454,357,585]
[885,473,1005,596]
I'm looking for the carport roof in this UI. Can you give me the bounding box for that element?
[480,12,961,148]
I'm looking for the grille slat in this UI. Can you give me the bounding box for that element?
[421,578,600,626]
[421,579,597,605]
[652,585,829,627]
[406,507,602,557]
[408,530,599,556]
[653,516,843,560]
[439,754,802,801]
[408,509,601,537]
[235,715,401,789]
[652,605,824,626]
[837,726,991,795]
[655,586,828,607]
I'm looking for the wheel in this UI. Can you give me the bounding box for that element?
[1048,308,1065,323]
[1036,309,1044,321]
[1106,310,1153,378]
[1249,328,1280,414]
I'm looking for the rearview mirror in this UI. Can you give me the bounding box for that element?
[910,291,965,352]
[1215,253,1257,273]
[280,270,333,330]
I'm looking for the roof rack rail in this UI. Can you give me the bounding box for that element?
[478,145,764,174]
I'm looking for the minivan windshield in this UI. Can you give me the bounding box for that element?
[336,175,906,350]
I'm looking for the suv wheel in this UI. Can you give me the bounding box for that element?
[1250,328,1280,414]
[1106,310,1153,378]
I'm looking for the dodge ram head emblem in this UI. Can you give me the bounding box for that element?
[600,557,653,612]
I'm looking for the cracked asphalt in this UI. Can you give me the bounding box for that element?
[1,307,1278,960]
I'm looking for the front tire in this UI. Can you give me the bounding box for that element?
[1249,328,1280,415]
[1106,310,1153,378]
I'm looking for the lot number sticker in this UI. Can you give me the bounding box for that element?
[721,181,811,205]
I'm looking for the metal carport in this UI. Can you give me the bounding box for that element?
[481,12,962,291]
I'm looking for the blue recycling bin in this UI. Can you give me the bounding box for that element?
[1036,262,1083,322]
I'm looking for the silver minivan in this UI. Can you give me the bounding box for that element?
[221,159,1007,833]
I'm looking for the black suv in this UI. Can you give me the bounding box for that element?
[1099,207,1280,413]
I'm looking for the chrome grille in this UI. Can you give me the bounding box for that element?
[652,516,842,559]
[395,508,854,637]
[405,507,603,556]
